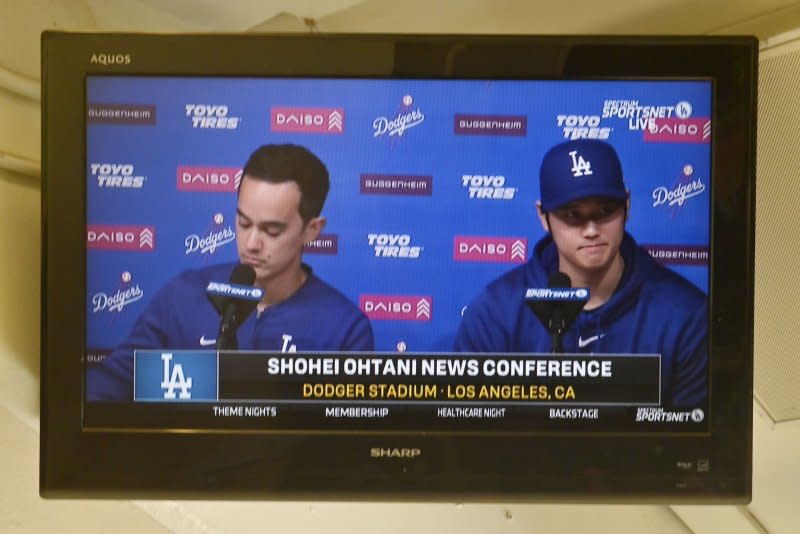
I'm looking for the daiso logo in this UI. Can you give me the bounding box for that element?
[87,225,155,251]
[271,107,344,134]
[454,236,527,263]
[177,166,241,192]
[360,295,432,321]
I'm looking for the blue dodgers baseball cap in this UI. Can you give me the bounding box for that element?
[539,139,627,211]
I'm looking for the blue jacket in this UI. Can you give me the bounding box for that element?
[454,233,707,408]
[87,262,374,401]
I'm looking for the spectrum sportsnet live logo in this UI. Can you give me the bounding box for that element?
[87,225,155,251]
[454,236,527,263]
[360,295,432,321]
[92,271,144,313]
[271,107,344,134]
[177,166,241,192]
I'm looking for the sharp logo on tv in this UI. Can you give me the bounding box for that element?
[373,94,425,138]
[370,448,422,459]
[454,113,527,136]
[91,271,144,313]
[271,107,344,134]
[556,114,612,140]
[462,174,517,200]
[87,225,155,250]
[367,233,422,259]
[90,162,146,189]
[177,166,241,192]
[454,236,527,263]
[652,164,707,209]
[360,174,433,196]
[185,104,241,129]
[360,295,432,321]
[87,103,156,125]
[185,213,235,256]
[303,233,339,254]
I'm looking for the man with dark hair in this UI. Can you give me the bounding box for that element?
[454,139,707,408]
[88,144,374,401]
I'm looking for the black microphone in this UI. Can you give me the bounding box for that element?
[206,264,261,350]
[525,272,589,353]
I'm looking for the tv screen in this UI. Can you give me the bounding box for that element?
[41,32,756,500]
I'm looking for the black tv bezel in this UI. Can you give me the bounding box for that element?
[41,32,756,501]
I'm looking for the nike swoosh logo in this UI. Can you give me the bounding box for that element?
[199,335,216,346]
[578,334,605,349]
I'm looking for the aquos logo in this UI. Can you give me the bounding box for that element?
[87,225,155,251]
[92,271,144,313]
[556,115,611,140]
[185,104,241,129]
[90,53,131,65]
[652,164,707,209]
[367,233,422,259]
[360,295,432,321]
[177,166,241,192]
[453,236,527,264]
[185,213,236,256]
[462,175,517,200]
[90,163,146,188]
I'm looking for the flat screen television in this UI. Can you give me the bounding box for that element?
[40,32,756,501]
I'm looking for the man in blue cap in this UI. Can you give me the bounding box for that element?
[454,139,707,408]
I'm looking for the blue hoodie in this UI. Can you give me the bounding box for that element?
[86,262,374,401]
[454,233,707,408]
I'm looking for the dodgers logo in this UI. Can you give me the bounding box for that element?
[161,352,192,399]
[134,350,217,402]
[568,150,592,177]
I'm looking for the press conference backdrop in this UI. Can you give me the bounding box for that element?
[85,77,710,354]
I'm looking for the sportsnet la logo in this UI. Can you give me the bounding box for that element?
[87,225,155,251]
[271,106,344,134]
[360,295,432,321]
[185,213,235,256]
[92,271,144,313]
[454,236,527,263]
[185,104,240,129]
[177,166,241,192]
[636,407,705,423]
[462,175,517,200]
[90,163,146,188]
[373,94,425,138]
[368,233,422,259]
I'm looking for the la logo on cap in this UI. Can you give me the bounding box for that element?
[569,150,593,178]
